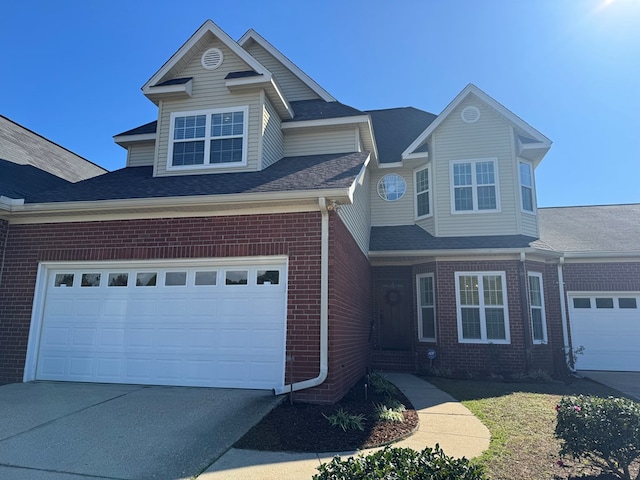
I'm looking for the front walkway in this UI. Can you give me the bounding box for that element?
[201,373,490,479]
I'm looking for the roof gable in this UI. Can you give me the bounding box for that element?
[142,20,271,94]
[402,84,552,159]
[239,29,335,102]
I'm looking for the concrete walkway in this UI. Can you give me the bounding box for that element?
[579,370,640,401]
[201,373,490,480]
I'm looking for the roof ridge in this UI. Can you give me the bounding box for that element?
[539,203,640,210]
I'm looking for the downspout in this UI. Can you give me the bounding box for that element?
[557,257,573,371]
[519,251,532,371]
[273,197,329,395]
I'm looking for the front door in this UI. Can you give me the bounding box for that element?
[376,278,413,350]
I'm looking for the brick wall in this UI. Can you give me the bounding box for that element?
[0,213,326,387]
[294,213,372,404]
[563,262,640,292]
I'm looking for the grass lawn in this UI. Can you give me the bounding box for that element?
[426,376,631,480]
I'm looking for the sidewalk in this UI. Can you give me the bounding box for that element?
[199,373,490,480]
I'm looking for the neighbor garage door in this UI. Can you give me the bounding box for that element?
[568,292,640,372]
[32,259,287,389]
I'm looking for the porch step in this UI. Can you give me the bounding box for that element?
[370,350,416,372]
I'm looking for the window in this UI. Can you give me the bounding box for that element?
[377,174,406,201]
[451,159,499,212]
[417,274,436,341]
[54,273,74,287]
[108,273,128,287]
[257,270,280,285]
[169,107,248,168]
[414,167,431,218]
[595,297,614,309]
[520,161,534,213]
[165,272,187,286]
[136,272,157,287]
[226,270,248,285]
[528,272,547,343]
[455,272,509,343]
[573,298,591,309]
[195,271,217,286]
[81,273,101,287]
[619,298,638,309]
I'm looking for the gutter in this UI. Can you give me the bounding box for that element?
[368,246,561,258]
[274,197,329,395]
[557,256,573,371]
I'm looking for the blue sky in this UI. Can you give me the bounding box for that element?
[1,0,638,207]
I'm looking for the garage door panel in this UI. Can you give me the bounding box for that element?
[35,261,287,389]
[570,292,640,372]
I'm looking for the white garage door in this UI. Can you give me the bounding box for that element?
[32,259,287,389]
[569,293,640,372]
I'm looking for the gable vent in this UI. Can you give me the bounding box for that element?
[461,106,481,124]
[201,48,224,70]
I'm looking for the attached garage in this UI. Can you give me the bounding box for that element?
[568,292,640,372]
[24,258,287,389]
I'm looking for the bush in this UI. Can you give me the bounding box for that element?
[368,372,399,397]
[374,403,404,423]
[314,445,485,480]
[323,408,366,432]
[555,395,640,480]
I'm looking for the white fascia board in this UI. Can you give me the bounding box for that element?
[360,119,379,163]
[145,80,193,97]
[142,20,271,92]
[0,196,25,207]
[225,75,294,119]
[369,246,554,258]
[224,74,271,88]
[238,29,336,102]
[562,251,640,260]
[402,84,552,158]
[8,188,351,216]
[376,162,404,169]
[347,155,371,202]
[402,152,429,161]
[281,115,371,130]
[113,133,157,146]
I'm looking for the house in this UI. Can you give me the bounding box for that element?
[0,20,637,403]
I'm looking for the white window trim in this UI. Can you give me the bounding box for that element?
[450,158,501,214]
[414,165,433,220]
[167,106,249,170]
[528,272,547,344]
[455,271,510,344]
[416,273,436,342]
[519,159,536,215]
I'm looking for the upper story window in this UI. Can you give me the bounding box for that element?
[519,161,534,213]
[377,174,406,201]
[414,166,431,218]
[451,159,499,213]
[169,107,248,169]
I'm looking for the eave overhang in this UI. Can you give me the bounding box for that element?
[113,133,157,148]
[143,78,193,103]
[225,75,294,119]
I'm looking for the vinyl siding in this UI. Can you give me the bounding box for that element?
[370,165,435,235]
[261,95,283,169]
[126,142,155,167]
[155,37,262,177]
[283,126,358,157]
[244,41,320,102]
[432,96,518,237]
[521,212,539,237]
[338,167,370,254]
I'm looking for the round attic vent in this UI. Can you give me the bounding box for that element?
[201,48,224,70]
[461,106,481,124]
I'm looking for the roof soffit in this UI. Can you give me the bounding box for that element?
[142,20,272,94]
[238,29,336,102]
[402,84,552,159]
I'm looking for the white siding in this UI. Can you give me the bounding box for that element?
[432,96,518,237]
[155,37,262,177]
[283,126,358,157]
[126,142,155,167]
[338,167,371,254]
[261,95,283,169]
[244,41,320,102]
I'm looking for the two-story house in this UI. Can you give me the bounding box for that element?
[0,20,638,403]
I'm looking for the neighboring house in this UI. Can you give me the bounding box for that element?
[0,21,637,403]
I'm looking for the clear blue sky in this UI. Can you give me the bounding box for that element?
[1,0,639,207]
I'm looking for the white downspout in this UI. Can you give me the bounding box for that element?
[273,197,329,395]
[557,257,573,371]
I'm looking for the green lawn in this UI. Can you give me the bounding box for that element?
[426,376,628,480]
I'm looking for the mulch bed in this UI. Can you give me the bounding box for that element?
[234,376,418,452]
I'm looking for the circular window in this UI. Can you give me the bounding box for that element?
[461,106,481,124]
[201,48,224,70]
[377,174,407,202]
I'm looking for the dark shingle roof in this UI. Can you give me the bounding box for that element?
[115,121,158,137]
[25,152,369,204]
[367,107,437,164]
[0,159,71,199]
[287,100,365,122]
[370,225,541,251]
[154,77,192,86]
[539,204,640,253]
[225,71,262,79]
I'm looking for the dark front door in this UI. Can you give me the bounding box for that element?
[376,278,413,350]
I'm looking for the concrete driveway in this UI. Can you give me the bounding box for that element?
[579,371,640,401]
[0,382,281,480]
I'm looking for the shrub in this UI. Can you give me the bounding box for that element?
[555,395,640,480]
[323,408,366,432]
[314,445,486,480]
[368,372,399,397]
[374,403,404,423]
